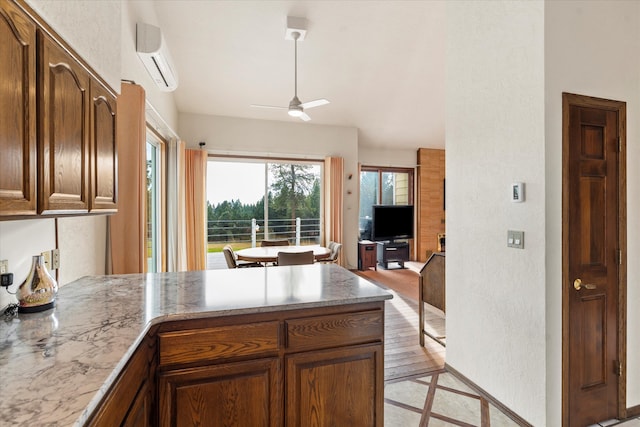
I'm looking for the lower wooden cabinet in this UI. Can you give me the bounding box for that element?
[286,343,383,427]
[122,377,153,427]
[87,334,156,427]
[158,358,282,427]
[89,302,385,427]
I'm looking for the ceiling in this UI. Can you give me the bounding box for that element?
[152,1,446,150]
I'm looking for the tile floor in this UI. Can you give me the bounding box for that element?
[385,369,521,426]
[384,369,640,427]
[589,418,640,427]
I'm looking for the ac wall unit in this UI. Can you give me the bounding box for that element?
[136,22,178,92]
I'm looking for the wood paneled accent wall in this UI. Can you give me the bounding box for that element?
[416,148,445,262]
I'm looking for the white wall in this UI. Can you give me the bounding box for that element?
[358,146,418,169]
[178,113,361,268]
[545,1,640,416]
[121,0,178,131]
[446,2,546,425]
[25,0,122,92]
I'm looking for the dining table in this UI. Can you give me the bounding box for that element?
[235,245,331,264]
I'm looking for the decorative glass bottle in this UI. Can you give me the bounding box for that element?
[17,255,58,313]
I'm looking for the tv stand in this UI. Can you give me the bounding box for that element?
[376,241,409,269]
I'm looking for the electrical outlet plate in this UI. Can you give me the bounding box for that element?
[41,250,51,270]
[0,260,8,274]
[51,248,60,270]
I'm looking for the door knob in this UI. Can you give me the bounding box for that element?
[573,278,596,291]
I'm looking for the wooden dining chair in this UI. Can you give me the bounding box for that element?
[222,245,262,269]
[261,239,290,247]
[318,242,341,264]
[277,251,315,266]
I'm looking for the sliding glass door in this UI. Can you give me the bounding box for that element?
[206,158,323,252]
[145,130,165,272]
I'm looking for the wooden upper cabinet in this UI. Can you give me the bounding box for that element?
[0,1,118,219]
[37,30,90,214]
[0,0,37,216]
[90,79,117,212]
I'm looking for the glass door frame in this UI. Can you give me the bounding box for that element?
[145,126,166,273]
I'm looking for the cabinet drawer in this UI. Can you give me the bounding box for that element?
[159,321,280,367]
[286,310,383,352]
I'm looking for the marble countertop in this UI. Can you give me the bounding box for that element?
[0,263,391,426]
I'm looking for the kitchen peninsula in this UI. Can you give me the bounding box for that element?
[0,264,392,426]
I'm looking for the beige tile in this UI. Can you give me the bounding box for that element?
[431,387,482,425]
[615,419,640,427]
[489,402,520,427]
[428,417,462,426]
[436,372,479,396]
[384,402,422,427]
[415,376,433,385]
[384,379,429,409]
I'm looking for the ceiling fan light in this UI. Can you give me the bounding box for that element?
[288,107,303,117]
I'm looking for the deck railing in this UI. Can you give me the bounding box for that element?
[207,218,320,247]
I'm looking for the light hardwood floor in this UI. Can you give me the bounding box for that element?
[383,290,445,381]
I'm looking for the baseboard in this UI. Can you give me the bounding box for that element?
[626,404,640,417]
[444,363,533,427]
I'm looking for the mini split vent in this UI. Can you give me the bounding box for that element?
[136,22,178,92]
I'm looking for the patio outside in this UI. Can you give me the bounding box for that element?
[207,160,322,263]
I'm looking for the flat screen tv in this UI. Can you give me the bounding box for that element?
[371,205,414,242]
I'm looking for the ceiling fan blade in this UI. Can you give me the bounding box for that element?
[250,104,287,110]
[299,112,311,122]
[300,99,329,109]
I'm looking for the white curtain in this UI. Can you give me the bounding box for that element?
[166,139,187,272]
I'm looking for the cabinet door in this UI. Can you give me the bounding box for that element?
[89,78,117,212]
[286,344,384,427]
[122,378,153,427]
[0,1,37,215]
[37,31,90,214]
[158,358,282,427]
[87,338,155,427]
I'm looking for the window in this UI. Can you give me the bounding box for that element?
[206,158,323,251]
[145,129,165,272]
[359,167,413,240]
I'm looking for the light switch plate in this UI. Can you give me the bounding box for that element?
[507,230,524,249]
[0,260,7,274]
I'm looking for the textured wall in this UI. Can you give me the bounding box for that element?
[56,216,107,285]
[544,1,640,417]
[26,0,122,92]
[446,1,546,425]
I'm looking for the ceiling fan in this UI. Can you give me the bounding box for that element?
[251,30,329,122]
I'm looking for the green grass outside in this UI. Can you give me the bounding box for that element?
[208,242,252,253]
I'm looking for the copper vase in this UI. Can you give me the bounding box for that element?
[17,255,58,313]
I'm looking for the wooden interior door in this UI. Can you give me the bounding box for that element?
[563,93,626,426]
